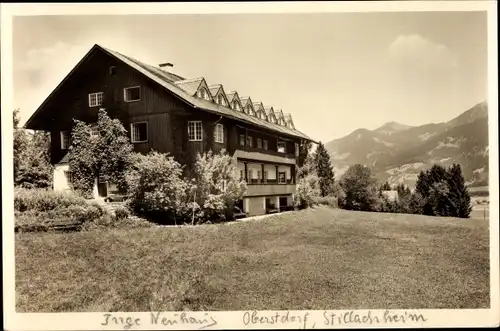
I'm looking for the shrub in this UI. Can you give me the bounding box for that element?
[312,195,338,208]
[294,174,320,209]
[188,150,247,224]
[126,151,188,224]
[114,205,130,220]
[14,188,88,212]
[81,213,154,231]
[14,188,105,232]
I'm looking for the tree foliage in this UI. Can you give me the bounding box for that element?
[380,181,391,191]
[125,151,188,222]
[313,142,335,197]
[190,150,247,223]
[340,164,380,211]
[14,109,53,188]
[68,109,133,197]
[414,163,471,218]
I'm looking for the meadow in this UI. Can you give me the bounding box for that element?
[16,206,490,312]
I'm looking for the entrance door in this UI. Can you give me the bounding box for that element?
[98,177,108,197]
[279,196,288,210]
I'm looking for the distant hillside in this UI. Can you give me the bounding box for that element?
[325,101,489,188]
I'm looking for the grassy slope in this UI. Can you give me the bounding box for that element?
[16,207,490,312]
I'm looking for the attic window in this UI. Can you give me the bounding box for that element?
[124,86,141,102]
[232,101,241,111]
[217,94,226,106]
[109,66,116,75]
[246,105,252,114]
[88,92,103,107]
[198,88,210,100]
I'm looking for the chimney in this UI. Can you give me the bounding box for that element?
[159,62,173,70]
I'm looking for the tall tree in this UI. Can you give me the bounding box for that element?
[340,164,379,211]
[68,109,133,197]
[14,109,53,188]
[313,142,335,197]
[446,164,472,218]
[13,109,28,182]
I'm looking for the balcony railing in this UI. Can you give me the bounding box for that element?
[245,183,296,197]
[246,179,295,185]
[234,149,296,165]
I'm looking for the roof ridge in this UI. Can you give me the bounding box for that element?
[28,44,314,142]
[175,77,204,84]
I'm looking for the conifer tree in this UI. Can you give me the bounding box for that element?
[446,163,472,218]
[313,142,335,197]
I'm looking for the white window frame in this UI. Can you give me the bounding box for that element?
[246,136,253,147]
[214,123,224,144]
[263,140,268,150]
[198,87,210,100]
[233,101,241,111]
[188,121,203,141]
[88,92,103,107]
[295,143,300,157]
[278,172,286,184]
[277,141,286,153]
[124,86,141,102]
[239,134,245,146]
[130,121,148,143]
[257,138,262,149]
[60,131,70,150]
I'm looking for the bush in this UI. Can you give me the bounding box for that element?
[294,174,320,209]
[312,196,338,208]
[14,188,89,212]
[14,188,105,232]
[81,213,154,231]
[188,150,247,224]
[114,205,130,220]
[126,151,188,224]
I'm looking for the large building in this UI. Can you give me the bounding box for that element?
[24,44,316,216]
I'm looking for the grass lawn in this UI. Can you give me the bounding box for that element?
[15,206,490,312]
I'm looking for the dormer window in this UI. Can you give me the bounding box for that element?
[198,88,210,101]
[217,94,226,106]
[233,101,241,111]
[246,105,252,114]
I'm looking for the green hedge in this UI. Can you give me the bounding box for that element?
[14,188,105,232]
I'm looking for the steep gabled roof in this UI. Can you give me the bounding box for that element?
[174,77,204,96]
[264,106,274,117]
[209,84,229,106]
[284,113,295,129]
[226,91,243,111]
[25,44,315,142]
[226,91,237,103]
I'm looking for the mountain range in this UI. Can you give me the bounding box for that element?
[324,101,489,188]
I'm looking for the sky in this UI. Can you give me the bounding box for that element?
[12,11,487,142]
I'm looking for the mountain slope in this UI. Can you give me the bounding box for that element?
[325,102,489,187]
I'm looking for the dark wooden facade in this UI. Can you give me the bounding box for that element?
[35,49,302,176]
